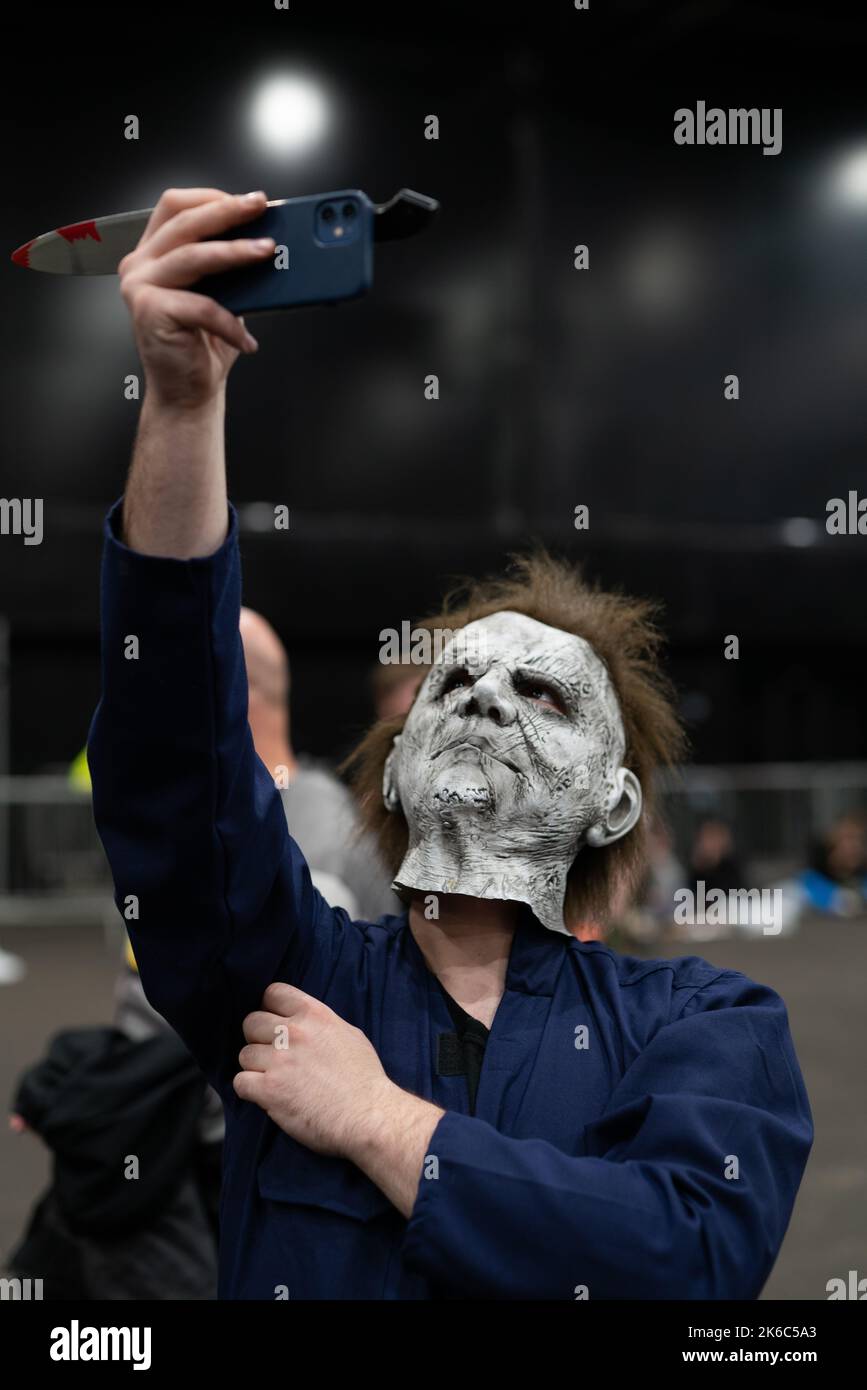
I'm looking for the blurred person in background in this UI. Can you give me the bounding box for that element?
[239,606,399,922]
[688,814,744,898]
[677,815,745,943]
[779,813,867,924]
[802,813,867,916]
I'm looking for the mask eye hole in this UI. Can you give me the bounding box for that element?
[514,675,567,716]
[439,667,472,698]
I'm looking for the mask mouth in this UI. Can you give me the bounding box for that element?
[432,733,524,779]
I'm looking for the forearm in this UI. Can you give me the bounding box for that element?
[351,1084,445,1219]
[122,390,229,558]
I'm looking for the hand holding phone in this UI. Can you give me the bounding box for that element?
[118,189,274,410]
[192,189,375,315]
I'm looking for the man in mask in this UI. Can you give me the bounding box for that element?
[89,187,812,1301]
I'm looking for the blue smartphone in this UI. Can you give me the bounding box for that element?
[193,189,374,316]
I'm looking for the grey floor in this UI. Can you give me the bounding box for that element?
[0,918,863,1300]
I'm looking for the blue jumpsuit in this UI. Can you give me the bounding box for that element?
[88,501,813,1300]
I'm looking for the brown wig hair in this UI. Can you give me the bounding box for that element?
[344,550,686,927]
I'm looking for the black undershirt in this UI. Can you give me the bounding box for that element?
[435,980,490,1115]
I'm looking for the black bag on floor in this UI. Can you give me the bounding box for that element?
[7,1026,219,1299]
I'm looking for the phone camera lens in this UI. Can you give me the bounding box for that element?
[321,206,335,222]
[342,202,356,219]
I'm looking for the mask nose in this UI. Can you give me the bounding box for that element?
[459,670,517,726]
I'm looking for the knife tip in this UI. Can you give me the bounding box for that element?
[11,240,34,268]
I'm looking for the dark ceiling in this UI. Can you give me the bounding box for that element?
[3,0,867,770]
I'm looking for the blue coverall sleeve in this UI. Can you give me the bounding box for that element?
[87,499,347,1092]
[402,972,813,1299]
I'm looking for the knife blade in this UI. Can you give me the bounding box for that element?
[11,189,438,275]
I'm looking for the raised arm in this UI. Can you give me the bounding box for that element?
[88,189,352,1094]
[117,187,268,558]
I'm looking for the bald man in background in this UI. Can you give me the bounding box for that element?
[240,607,399,921]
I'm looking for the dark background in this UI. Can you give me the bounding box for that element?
[3,0,867,772]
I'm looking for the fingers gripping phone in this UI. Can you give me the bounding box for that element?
[194,190,375,315]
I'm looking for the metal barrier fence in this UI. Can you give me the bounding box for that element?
[0,776,113,928]
[658,762,867,884]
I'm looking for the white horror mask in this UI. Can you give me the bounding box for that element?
[382,610,642,935]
